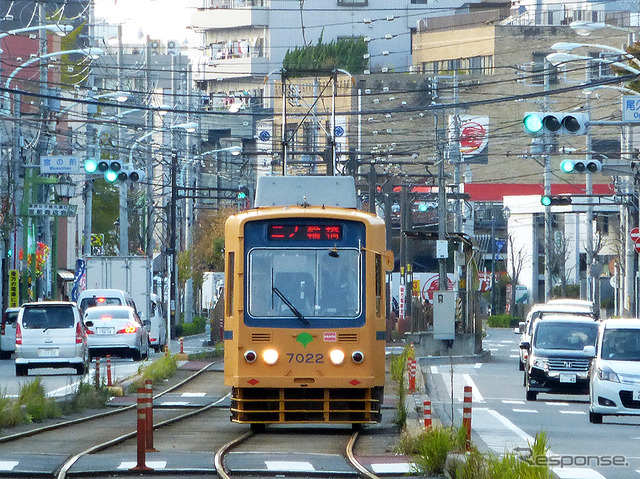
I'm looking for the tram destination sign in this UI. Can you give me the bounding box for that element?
[28,203,77,217]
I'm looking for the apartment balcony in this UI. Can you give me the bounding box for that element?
[194,55,270,82]
[191,2,269,30]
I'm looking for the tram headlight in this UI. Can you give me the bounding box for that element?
[262,348,279,365]
[244,350,257,363]
[329,349,345,365]
[352,351,364,364]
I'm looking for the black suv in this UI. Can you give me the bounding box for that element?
[521,315,599,401]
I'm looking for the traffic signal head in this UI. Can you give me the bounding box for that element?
[115,169,145,183]
[559,159,602,173]
[541,195,572,206]
[237,186,249,199]
[523,112,588,136]
[83,159,98,173]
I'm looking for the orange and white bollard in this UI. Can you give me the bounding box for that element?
[164,344,169,357]
[463,386,472,450]
[144,379,156,452]
[106,355,113,387]
[131,388,152,471]
[94,357,100,385]
[179,337,184,354]
[408,358,416,393]
[423,400,432,429]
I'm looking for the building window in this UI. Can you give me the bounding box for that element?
[531,52,558,85]
[337,0,367,5]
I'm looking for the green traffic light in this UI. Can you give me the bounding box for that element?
[560,160,575,173]
[541,195,552,206]
[418,202,428,212]
[523,114,543,134]
[238,192,246,199]
[104,170,118,182]
[84,159,98,173]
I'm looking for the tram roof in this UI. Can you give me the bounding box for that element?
[255,176,357,208]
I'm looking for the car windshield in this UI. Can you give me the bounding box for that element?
[601,329,640,361]
[22,306,74,329]
[533,322,598,350]
[248,248,360,318]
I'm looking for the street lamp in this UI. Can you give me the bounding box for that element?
[545,52,640,75]
[52,175,76,299]
[551,41,640,69]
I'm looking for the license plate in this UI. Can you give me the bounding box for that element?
[38,348,59,357]
[559,373,576,383]
[633,391,640,401]
[96,327,115,335]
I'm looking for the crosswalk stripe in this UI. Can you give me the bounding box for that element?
[265,461,314,472]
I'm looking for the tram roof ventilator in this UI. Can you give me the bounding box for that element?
[255,176,357,208]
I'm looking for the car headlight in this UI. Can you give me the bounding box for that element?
[329,349,345,365]
[597,365,620,383]
[262,348,279,365]
[531,355,548,371]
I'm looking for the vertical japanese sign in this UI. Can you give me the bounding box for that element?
[8,269,19,307]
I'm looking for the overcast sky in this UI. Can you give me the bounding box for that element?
[94,0,192,44]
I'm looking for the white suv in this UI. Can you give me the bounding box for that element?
[14,301,89,376]
[589,318,640,424]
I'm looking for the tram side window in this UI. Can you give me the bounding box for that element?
[226,252,234,317]
[375,253,382,317]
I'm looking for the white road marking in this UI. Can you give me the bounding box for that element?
[552,467,606,478]
[473,408,534,453]
[181,392,206,397]
[462,374,484,403]
[512,409,538,413]
[430,366,438,374]
[371,463,415,473]
[160,401,191,407]
[0,461,19,471]
[265,461,315,472]
[474,363,483,368]
[545,402,569,406]
[509,355,519,358]
[502,400,525,405]
[118,461,167,470]
[559,410,586,415]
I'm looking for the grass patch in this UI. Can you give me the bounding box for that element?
[396,425,551,479]
[128,353,179,393]
[389,344,413,427]
[0,378,113,430]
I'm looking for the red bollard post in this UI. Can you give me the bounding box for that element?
[463,386,472,450]
[423,400,432,429]
[94,357,100,386]
[130,388,152,471]
[179,337,184,354]
[145,379,156,452]
[408,358,416,393]
[164,344,169,357]
[106,355,113,387]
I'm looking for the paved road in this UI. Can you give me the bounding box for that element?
[426,327,640,479]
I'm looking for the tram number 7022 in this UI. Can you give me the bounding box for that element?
[286,353,324,364]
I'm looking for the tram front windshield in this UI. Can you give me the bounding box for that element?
[248,248,360,319]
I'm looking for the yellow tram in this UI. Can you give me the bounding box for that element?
[223,177,393,427]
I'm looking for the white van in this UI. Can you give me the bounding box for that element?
[15,301,89,376]
[148,294,167,352]
[77,289,138,317]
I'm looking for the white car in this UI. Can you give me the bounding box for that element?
[84,305,149,360]
[589,318,640,424]
[15,302,89,376]
[1,307,20,359]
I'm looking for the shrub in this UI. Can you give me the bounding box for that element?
[414,426,467,475]
[65,382,112,413]
[176,315,207,337]
[18,378,61,423]
[487,314,520,328]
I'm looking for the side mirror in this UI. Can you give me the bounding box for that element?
[85,320,93,327]
[138,311,144,319]
[583,345,596,358]
[519,341,530,350]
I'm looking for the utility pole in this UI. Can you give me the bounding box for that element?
[543,61,552,301]
[170,150,178,339]
[117,25,128,256]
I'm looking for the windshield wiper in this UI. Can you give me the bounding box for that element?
[272,287,309,325]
